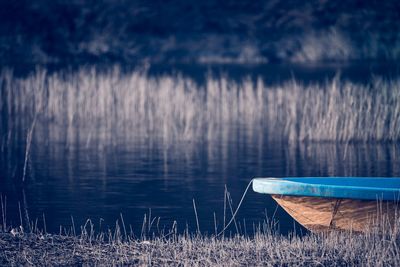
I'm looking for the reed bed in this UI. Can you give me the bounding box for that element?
[1,68,400,146]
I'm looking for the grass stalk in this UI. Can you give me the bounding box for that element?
[226,191,239,234]
[18,202,23,230]
[42,213,46,234]
[22,116,37,182]
[71,216,76,237]
[120,213,127,241]
[1,195,5,232]
[193,198,200,235]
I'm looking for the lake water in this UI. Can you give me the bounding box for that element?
[1,63,400,236]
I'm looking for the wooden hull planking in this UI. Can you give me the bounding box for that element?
[272,195,400,232]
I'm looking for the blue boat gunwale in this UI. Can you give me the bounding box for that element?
[252,177,400,201]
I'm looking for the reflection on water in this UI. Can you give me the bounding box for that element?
[1,67,400,235]
[1,134,399,235]
[286,142,400,178]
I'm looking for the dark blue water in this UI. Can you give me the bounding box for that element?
[2,125,399,235]
[1,63,400,236]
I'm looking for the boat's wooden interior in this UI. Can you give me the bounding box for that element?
[272,195,400,232]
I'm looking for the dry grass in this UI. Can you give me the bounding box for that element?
[1,68,400,147]
[1,220,400,266]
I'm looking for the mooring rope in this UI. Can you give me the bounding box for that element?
[217,179,254,237]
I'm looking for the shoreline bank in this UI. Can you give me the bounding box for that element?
[1,226,399,266]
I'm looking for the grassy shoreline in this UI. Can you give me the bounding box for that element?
[1,224,400,266]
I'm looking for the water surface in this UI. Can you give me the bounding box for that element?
[1,64,399,235]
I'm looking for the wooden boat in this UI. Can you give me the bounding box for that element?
[252,177,400,232]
